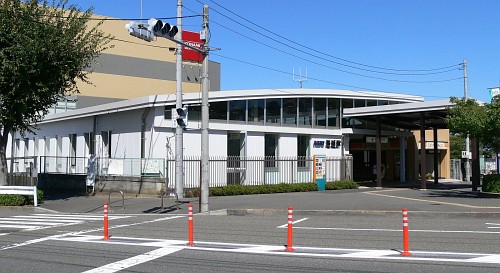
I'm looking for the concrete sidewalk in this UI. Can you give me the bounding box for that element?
[25,179,499,217]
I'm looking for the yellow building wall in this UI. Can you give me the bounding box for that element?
[76,14,205,100]
[411,129,451,179]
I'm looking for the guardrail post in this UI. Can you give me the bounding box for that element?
[108,190,125,209]
[102,201,110,241]
[401,208,411,256]
[285,206,295,252]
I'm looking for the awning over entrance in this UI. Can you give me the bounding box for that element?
[343,100,453,130]
[343,99,458,190]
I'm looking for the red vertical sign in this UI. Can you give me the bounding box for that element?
[182,30,203,63]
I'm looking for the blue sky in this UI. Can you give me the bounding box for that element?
[68,0,499,102]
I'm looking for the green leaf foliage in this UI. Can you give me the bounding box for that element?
[447,97,499,151]
[482,174,500,193]
[0,0,112,185]
[183,181,359,197]
[0,189,43,206]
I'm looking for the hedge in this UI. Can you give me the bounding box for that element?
[0,189,44,206]
[184,180,359,198]
[483,174,500,193]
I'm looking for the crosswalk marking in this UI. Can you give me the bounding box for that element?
[54,235,500,265]
[0,213,131,233]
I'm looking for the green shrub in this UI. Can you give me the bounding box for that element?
[185,180,358,197]
[483,174,500,193]
[0,194,27,206]
[326,180,359,190]
[0,189,44,206]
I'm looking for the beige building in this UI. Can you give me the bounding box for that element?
[51,14,220,113]
[410,129,451,179]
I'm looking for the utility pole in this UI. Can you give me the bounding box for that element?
[463,59,471,182]
[175,0,184,198]
[200,5,210,213]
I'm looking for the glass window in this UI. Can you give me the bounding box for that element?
[13,139,20,157]
[342,98,353,109]
[44,137,50,157]
[24,138,29,157]
[367,100,377,106]
[314,98,326,127]
[378,100,389,106]
[69,134,77,166]
[229,100,246,123]
[248,99,264,125]
[282,98,297,126]
[265,134,278,168]
[164,105,174,120]
[328,98,340,128]
[354,99,366,108]
[188,105,201,121]
[85,132,94,156]
[265,99,281,125]
[209,101,227,122]
[298,98,312,127]
[297,135,309,168]
[101,131,111,158]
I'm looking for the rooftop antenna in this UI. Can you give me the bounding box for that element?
[293,67,308,89]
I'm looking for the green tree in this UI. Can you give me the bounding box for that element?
[0,0,112,185]
[446,97,499,149]
[449,134,465,159]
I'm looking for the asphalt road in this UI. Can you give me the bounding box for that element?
[1,182,500,272]
[1,211,500,272]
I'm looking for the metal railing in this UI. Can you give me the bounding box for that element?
[166,155,353,189]
[8,155,353,188]
[6,156,38,186]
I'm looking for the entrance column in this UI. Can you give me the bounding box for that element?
[420,112,427,190]
[400,136,406,183]
[376,116,382,188]
[433,127,439,184]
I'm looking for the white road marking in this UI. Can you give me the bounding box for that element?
[486,222,500,229]
[81,247,183,273]
[277,217,309,228]
[52,235,500,265]
[0,214,133,233]
[0,215,184,251]
[0,220,65,226]
[278,226,500,234]
[364,190,500,209]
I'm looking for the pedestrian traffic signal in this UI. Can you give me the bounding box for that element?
[175,107,188,127]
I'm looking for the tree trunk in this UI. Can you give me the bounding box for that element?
[0,128,10,186]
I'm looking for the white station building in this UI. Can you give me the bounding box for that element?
[7,88,452,192]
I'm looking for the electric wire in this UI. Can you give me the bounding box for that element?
[7,8,456,99]
[206,17,462,84]
[211,52,453,99]
[204,0,460,75]
[200,0,461,74]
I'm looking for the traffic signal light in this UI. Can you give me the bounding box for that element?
[175,107,188,127]
[148,18,178,39]
[125,21,154,42]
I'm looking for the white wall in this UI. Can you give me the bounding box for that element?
[278,133,297,157]
[246,132,265,157]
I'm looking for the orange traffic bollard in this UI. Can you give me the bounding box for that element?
[285,206,295,252]
[401,208,411,256]
[186,204,195,246]
[102,201,110,241]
